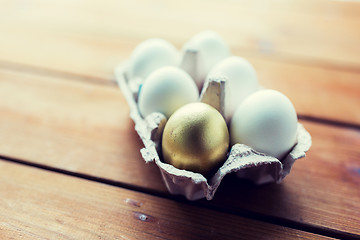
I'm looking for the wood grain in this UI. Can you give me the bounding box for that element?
[0,69,166,191]
[0,0,359,239]
[0,69,359,236]
[0,160,333,240]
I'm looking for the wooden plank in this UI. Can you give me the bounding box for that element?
[0,160,333,240]
[0,0,360,73]
[0,69,359,236]
[1,48,360,126]
[0,69,166,191]
[2,60,360,128]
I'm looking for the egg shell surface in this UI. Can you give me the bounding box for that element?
[138,66,199,118]
[230,89,298,160]
[162,102,229,176]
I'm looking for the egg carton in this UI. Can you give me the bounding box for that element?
[114,52,311,201]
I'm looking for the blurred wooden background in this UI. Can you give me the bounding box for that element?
[0,0,359,239]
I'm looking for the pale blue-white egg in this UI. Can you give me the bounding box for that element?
[138,67,199,118]
[230,89,298,160]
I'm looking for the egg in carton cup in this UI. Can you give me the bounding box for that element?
[114,35,311,201]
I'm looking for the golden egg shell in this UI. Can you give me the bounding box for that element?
[162,102,229,176]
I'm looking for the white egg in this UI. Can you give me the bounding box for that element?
[129,38,179,85]
[230,89,298,160]
[138,66,199,118]
[182,31,230,87]
[206,56,259,121]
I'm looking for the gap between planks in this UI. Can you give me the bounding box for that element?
[0,154,357,240]
[0,159,336,240]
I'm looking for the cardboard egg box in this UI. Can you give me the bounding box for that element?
[114,49,312,201]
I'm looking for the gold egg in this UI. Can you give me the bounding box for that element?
[162,102,229,176]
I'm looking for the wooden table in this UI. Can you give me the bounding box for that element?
[0,0,359,239]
